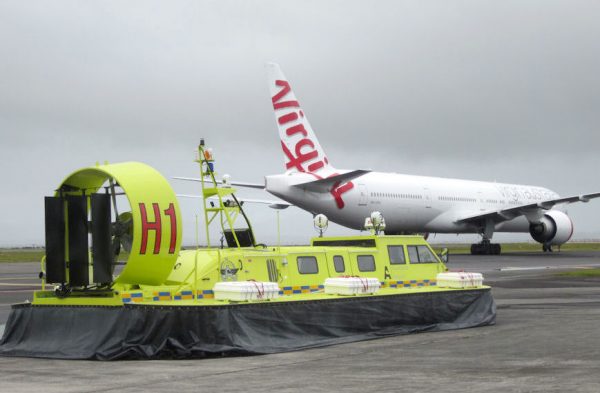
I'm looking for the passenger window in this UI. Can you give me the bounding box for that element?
[357,255,376,272]
[297,256,318,274]
[333,255,345,273]
[387,246,406,264]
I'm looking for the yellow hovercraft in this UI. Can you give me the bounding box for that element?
[0,141,495,360]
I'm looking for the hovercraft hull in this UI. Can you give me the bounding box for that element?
[0,288,495,360]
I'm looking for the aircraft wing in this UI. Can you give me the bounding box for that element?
[292,170,371,193]
[173,177,265,189]
[177,194,291,209]
[456,192,600,224]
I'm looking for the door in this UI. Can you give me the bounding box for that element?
[358,184,368,206]
[423,187,432,208]
[386,244,409,281]
[478,191,485,211]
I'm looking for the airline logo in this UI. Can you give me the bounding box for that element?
[271,79,328,173]
[271,76,354,209]
[317,172,354,209]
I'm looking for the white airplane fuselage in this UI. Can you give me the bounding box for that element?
[266,171,561,234]
[251,62,596,253]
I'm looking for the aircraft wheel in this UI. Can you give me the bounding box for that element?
[471,244,478,255]
[493,244,501,255]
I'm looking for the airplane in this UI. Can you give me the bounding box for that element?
[177,63,600,255]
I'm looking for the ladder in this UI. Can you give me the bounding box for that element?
[196,140,255,249]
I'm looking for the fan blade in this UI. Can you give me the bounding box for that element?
[120,233,132,253]
[112,238,121,257]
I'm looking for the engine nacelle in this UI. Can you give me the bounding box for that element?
[529,210,574,245]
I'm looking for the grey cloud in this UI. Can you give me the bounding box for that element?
[1,0,599,246]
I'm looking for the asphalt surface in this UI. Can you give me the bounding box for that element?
[1,251,600,392]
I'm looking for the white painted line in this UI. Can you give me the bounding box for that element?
[0,282,43,287]
[499,264,600,272]
[499,267,553,271]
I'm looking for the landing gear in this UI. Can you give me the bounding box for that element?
[471,219,501,255]
[470,239,501,255]
[542,243,553,252]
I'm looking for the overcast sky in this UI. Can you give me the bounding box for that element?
[1,0,599,247]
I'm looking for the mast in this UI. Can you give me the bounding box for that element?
[196,139,256,248]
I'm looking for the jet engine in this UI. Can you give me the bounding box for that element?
[529,210,574,246]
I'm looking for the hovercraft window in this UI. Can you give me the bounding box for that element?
[297,256,319,274]
[387,245,406,264]
[407,245,438,264]
[417,246,438,263]
[357,255,376,272]
[333,255,345,273]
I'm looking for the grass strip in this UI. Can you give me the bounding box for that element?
[557,269,600,278]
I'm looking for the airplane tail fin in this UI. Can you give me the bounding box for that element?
[267,63,333,174]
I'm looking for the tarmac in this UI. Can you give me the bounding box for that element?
[1,251,600,392]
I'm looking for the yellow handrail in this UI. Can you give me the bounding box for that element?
[40,255,46,291]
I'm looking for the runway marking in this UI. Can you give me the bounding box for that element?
[499,267,552,271]
[499,264,600,272]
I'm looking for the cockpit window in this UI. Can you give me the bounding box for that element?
[407,245,438,264]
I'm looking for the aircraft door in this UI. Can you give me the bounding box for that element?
[478,191,485,211]
[423,187,432,208]
[358,184,368,206]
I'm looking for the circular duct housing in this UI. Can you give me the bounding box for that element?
[57,162,182,285]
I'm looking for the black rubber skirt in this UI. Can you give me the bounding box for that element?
[0,289,495,360]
